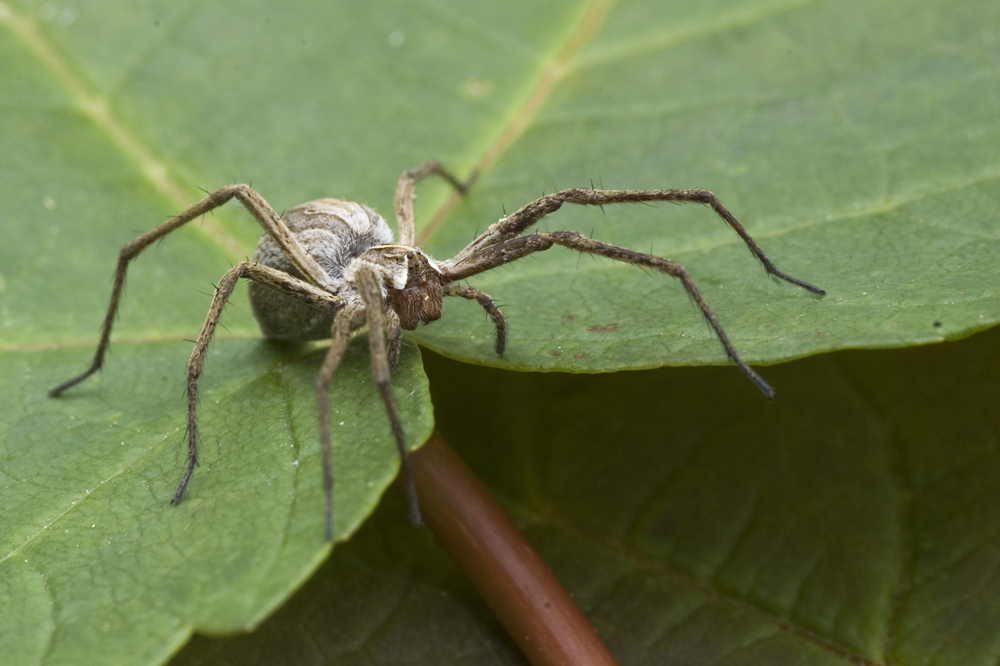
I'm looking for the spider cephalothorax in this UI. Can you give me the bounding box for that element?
[50,161,823,540]
[382,247,446,330]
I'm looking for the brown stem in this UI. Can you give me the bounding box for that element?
[407,431,620,666]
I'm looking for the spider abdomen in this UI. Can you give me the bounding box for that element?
[249,198,393,340]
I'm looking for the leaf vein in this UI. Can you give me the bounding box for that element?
[417,0,616,244]
[0,0,245,259]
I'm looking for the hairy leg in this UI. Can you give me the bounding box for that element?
[50,185,333,397]
[172,261,343,508]
[355,266,423,526]
[386,308,403,367]
[314,305,364,541]
[444,284,507,354]
[445,187,823,296]
[446,230,779,398]
[394,160,472,246]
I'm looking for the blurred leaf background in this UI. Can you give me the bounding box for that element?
[0,0,998,664]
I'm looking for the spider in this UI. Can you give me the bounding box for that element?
[50,161,823,540]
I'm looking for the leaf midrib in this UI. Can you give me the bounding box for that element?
[9,0,997,285]
[417,0,616,244]
[0,0,244,258]
[0,0,621,259]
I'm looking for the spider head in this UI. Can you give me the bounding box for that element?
[386,248,446,330]
[351,245,446,330]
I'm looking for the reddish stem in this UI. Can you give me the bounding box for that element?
[407,431,619,666]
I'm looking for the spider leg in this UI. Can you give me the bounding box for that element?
[394,160,474,246]
[444,284,507,354]
[447,231,778,399]
[445,188,823,296]
[355,266,423,526]
[50,184,332,397]
[315,305,364,541]
[386,308,403,367]
[172,261,342,508]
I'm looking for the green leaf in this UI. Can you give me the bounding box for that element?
[1,340,434,663]
[173,328,1000,666]
[414,0,1000,370]
[1,0,998,664]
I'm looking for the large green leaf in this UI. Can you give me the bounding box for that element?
[1,0,998,664]
[1,341,433,664]
[173,330,1000,666]
[415,0,1000,370]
